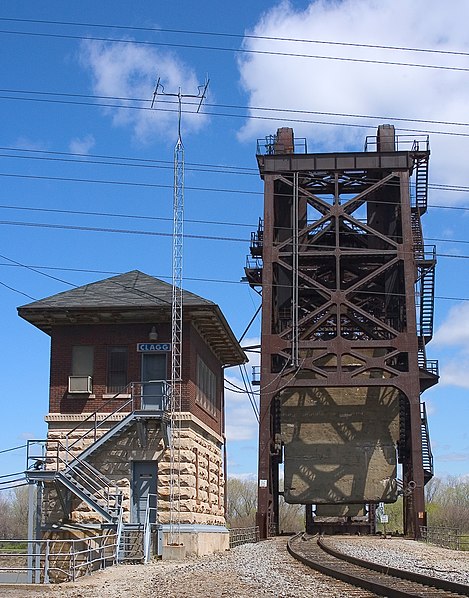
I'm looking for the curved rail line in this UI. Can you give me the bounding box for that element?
[287,533,469,598]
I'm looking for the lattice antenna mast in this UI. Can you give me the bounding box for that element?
[151,76,209,545]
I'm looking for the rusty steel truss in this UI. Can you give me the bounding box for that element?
[246,125,438,539]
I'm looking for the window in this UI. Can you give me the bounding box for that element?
[107,346,128,393]
[71,346,94,377]
[196,357,217,416]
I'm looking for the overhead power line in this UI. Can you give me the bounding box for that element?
[1,17,469,58]
[1,28,468,74]
[2,89,469,132]
[2,166,469,201]
[0,221,248,242]
[4,258,469,306]
[0,444,27,455]
[0,171,259,195]
[2,91,469,139]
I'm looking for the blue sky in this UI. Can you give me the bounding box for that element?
[0,0,468,486]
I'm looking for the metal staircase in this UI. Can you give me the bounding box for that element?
[244,219,264,289]
[26,382,169,538]
[411,205,437,377]
[420,402,434,484]
[118,524,145,562]
[418,253,436,341]
[26,440,122,522]
[414,155,429,215]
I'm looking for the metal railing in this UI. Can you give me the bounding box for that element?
[251,366,261,386]
[228,526,260,548]
[256,135,307,155]
[26,439,121,519]
[64,380,170,455]
[0,534,117,584]
[420,526,469,551]
[364,134,429,152]
[143,493,159,563]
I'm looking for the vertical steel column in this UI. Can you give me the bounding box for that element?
[256,176,276,539]
[292,172,299,367]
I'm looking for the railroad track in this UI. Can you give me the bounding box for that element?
[288,533,469,598]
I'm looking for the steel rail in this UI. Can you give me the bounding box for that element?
[287,533,469,597]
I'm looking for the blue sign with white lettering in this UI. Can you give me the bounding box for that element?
[137,343,171,352]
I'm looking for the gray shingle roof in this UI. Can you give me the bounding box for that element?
[18,270,214,310]
[18,270,246,367]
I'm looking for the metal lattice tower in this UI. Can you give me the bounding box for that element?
[246,125,438,540]
[152,79,208,545]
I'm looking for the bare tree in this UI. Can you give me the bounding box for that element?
[425,477,442,503]
[0,487,30,539]
[225,478,257,528]
[278,497,304,533]
[426,477,469,532]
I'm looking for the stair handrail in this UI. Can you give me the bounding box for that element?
[64,380,170,458]
[143,492,158,563]
[65,382,138,456]
[63,455,120,509]
[116,501,125,563]
[420,402,434,475]
[26,438,121,515]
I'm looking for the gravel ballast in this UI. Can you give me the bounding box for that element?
[1,536,468,597]
[325,536,469,586]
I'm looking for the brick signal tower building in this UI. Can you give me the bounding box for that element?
[20,270,245,560]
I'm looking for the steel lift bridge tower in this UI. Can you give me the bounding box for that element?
[245,125,437,539]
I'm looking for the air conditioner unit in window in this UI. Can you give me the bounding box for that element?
[68,376,92,394]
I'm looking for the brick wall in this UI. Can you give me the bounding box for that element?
[49,320,224,436]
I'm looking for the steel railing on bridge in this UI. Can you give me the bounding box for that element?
[0,533,118,584]
[228,526,260,548]
[420,526,469,551]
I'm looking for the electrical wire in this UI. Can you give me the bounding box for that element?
[2,90,469,133]
[239,365,260,422]
[0,482,28,491]
[2,92,469,139]
[0,477,26,486]
[0,171,260,195]
[0,204,256,229]
[2,17,469,59]
[0,279,36,300]
[0,220,249,242]
[0,471,25,480]
[4,217,469,260]
[1,28,468,73]
[4,260,469,306]
[0,148,258,177]
[0,143,258,174]
[3,166,469,203]
[0,444,27,455]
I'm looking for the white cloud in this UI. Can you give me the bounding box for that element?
[14,137,47,152]
[80,39,209,143]
[436,452,469,463]
[69,134,95,155]
[224,379,258,441]
[237,0,469,200]
[227,472,257,481]
[224,336,260,441]
[438,360,469,388]
[433,302,469,346]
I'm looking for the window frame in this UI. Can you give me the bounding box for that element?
[107,346,129,394]
[196,356,218,417]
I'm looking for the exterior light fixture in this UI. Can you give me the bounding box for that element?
[149,326,158,341]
